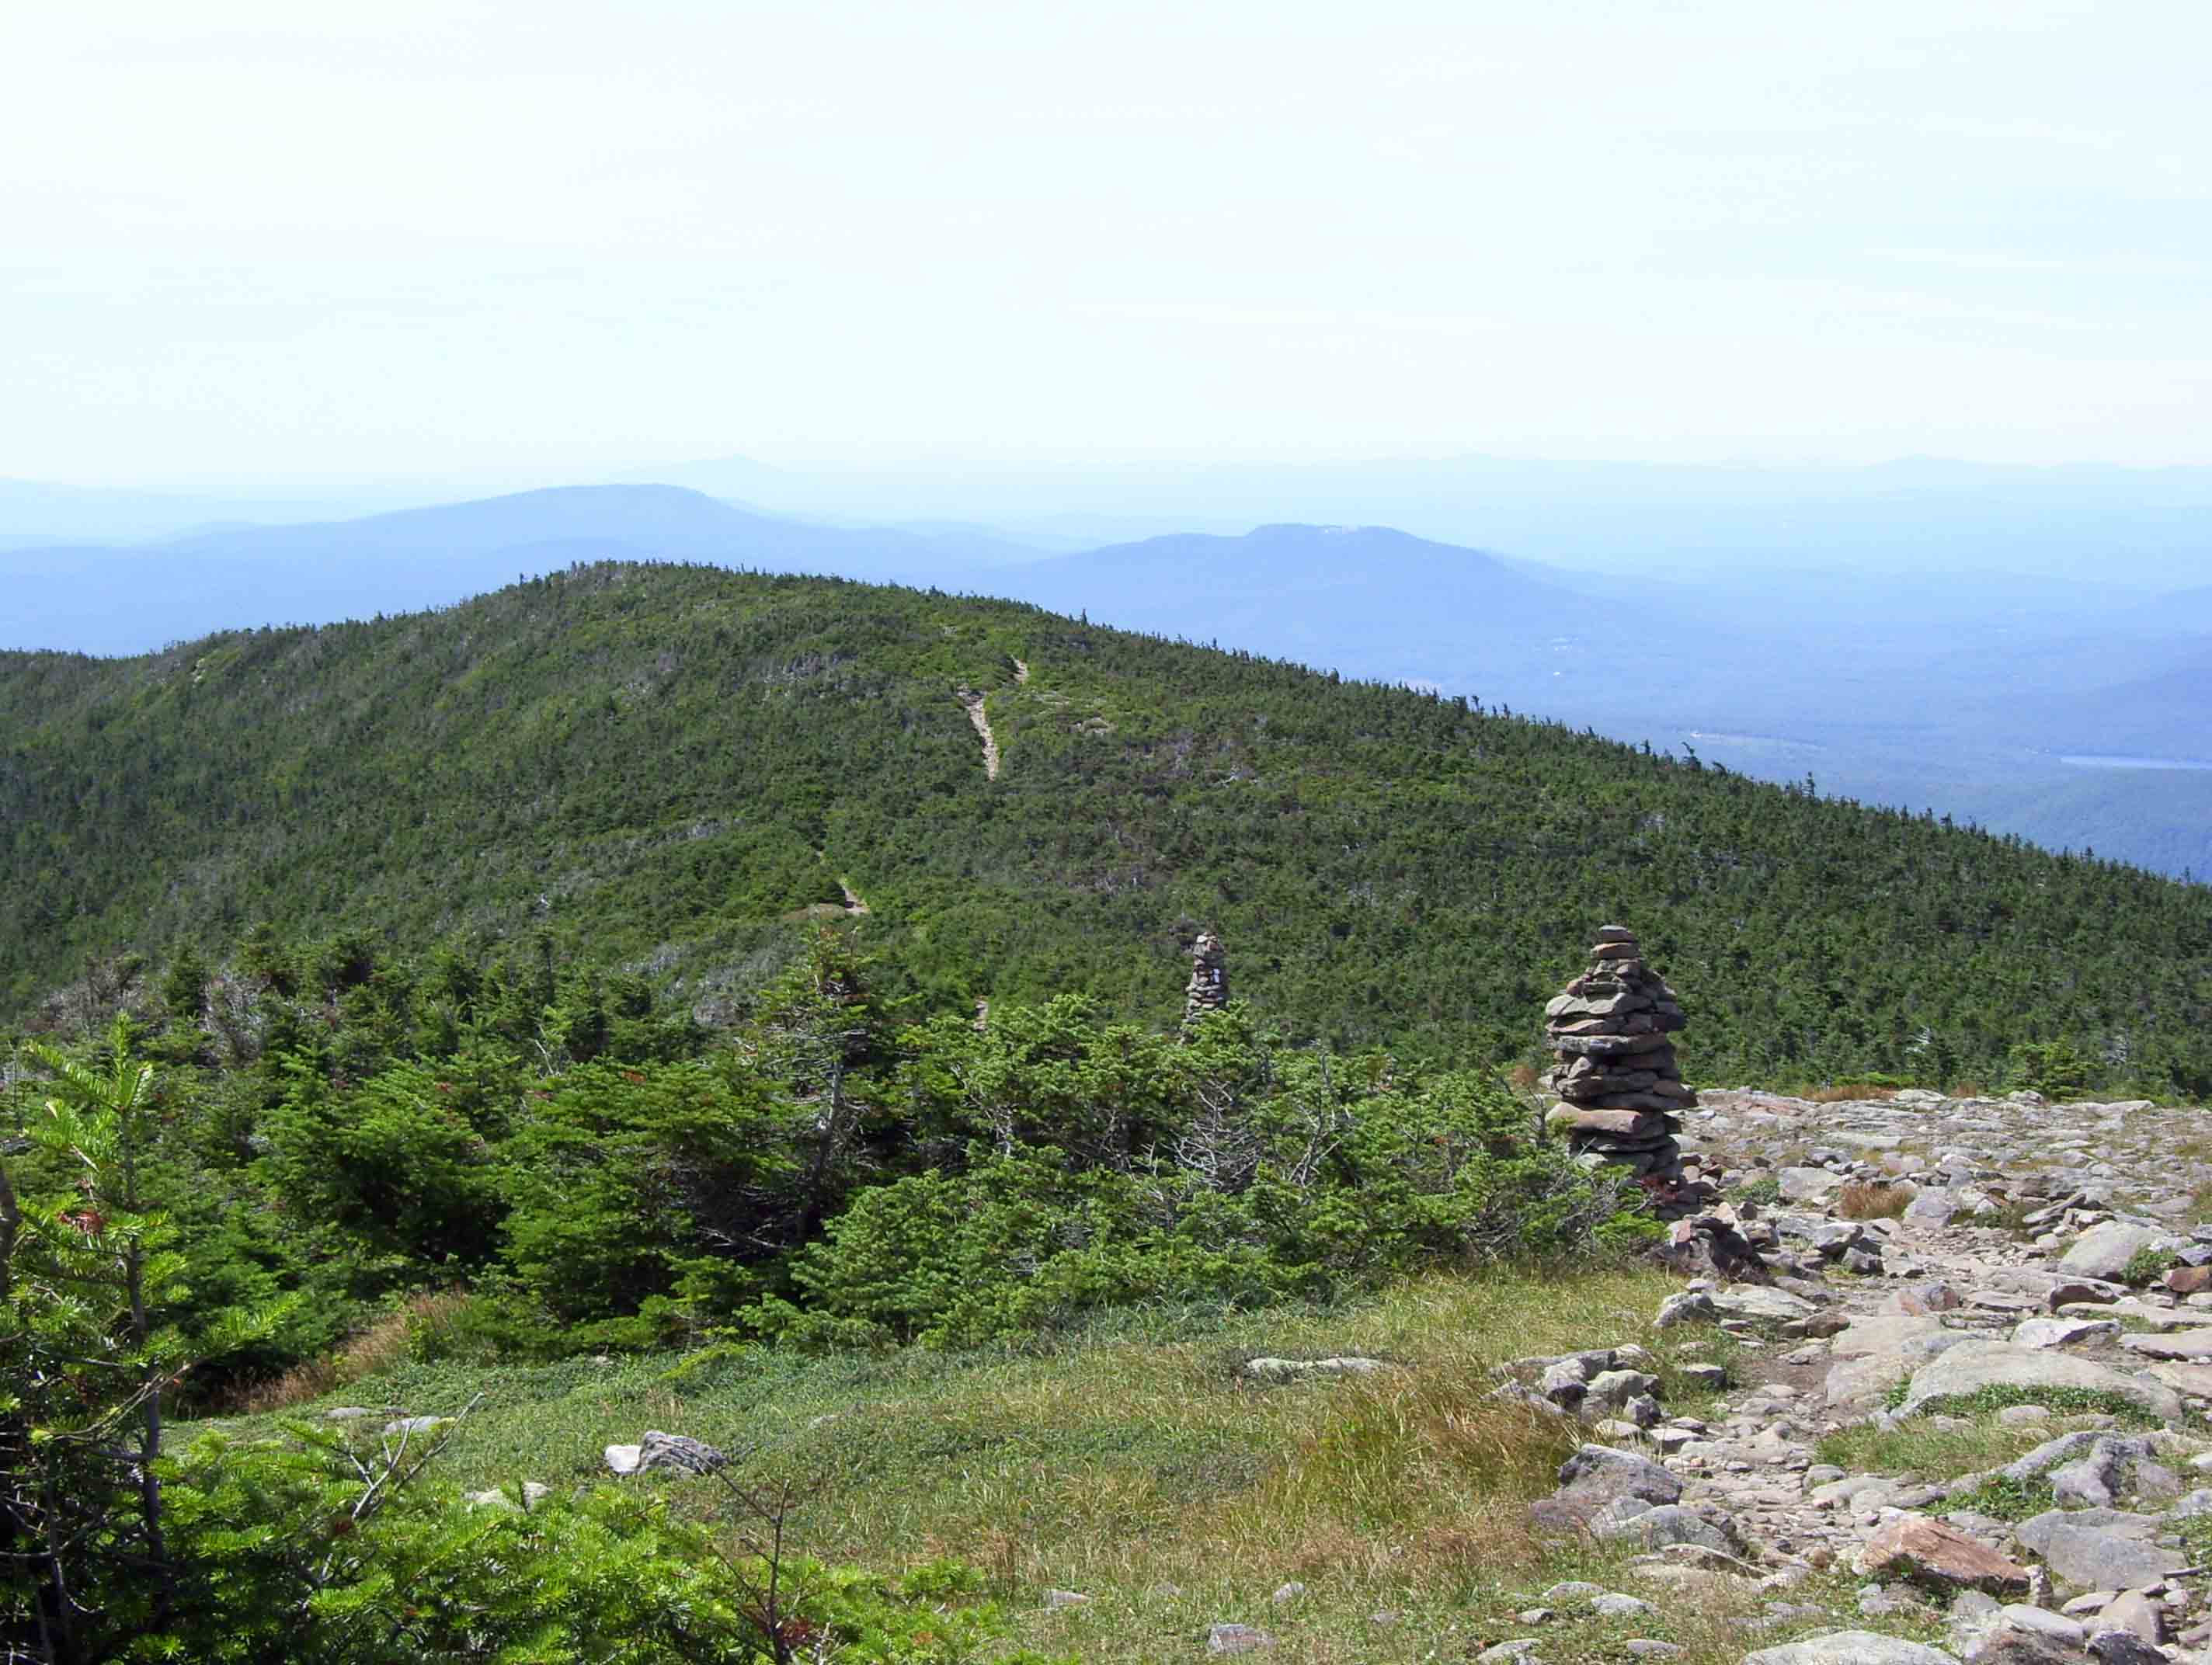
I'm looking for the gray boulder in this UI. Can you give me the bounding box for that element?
[1906,1193,1960,1228]
[607,1430,729,1476]
[1894,1341,2183,1423]
[1207,1623,1276,1655]
[2119,1329,2212,1361]
[2011,1316,2120,1350]
[2085,1633,2167,1665]
[1556,1444,1683,1506]
[2060,1222,2174,1282]
[1963,1605,2084,1663]
[1243,1356,1389,1382]
[2012,1508,2175,1590]
[1779,1167,1845,1206]
[1585,1368,1661,1411]
[1740,1632,1960,1664]
[1828,1315,1975,1415]
[2092,1588,2162,1646]
[1595,1503,1734,1554]
[1540,1360,1591,1406]
[1654,1291,1718,1328]
[1713,1285,1819,1324]
[2050,1445,2129,1509]
[2000,1431,2127,1486]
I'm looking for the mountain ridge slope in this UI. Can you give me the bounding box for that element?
[5,560,2209,1087]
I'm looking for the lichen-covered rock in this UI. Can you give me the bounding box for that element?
[1554,1444,1683,1506]
[1739,1632,1960,1664]
[608,1430,729,1476]
[1243,1356,1389,1382]
[1655,1291,1718,1328]
[1207,1622,1275,1655]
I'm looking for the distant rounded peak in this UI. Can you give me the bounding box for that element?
[502,481,720,506]
[1245,522,1400,541]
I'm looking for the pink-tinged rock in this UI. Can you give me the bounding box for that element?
[1898,1282,1965,1314]
[1856,1514,2031,1593]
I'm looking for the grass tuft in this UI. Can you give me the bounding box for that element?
[1837,1181,1915,1220]
[220,1290,472,1414]
[1819,1411,2057,1482]
[1805,1083,1901,1104]
[1914,1383,2165,1426]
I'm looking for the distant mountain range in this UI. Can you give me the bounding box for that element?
[624,452,2212,586]
[0,485,1038,657]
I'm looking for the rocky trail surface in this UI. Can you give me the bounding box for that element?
[1501,1086,2212,1665]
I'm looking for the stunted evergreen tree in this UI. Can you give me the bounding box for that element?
[2,1021,285,1660]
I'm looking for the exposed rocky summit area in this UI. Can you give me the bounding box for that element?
[1506,1083,2212,1664]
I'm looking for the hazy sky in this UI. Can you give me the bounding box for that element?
[7,1,2210,485]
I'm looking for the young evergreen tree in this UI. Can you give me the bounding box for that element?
[2,1020,286,1660]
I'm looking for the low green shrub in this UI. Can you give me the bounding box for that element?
[2123,1246,2181,1288]
[1936,1474,2056,1521]
[1907,1383,2164,1427]
[162,1426,1065,1663]
[744,1057,1628,1350]
[2008,1041,2094,1100]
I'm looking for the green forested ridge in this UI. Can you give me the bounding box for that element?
[5,560,2210,1089]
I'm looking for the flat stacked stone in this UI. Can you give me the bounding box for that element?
[1542,926,1711,1217]
[1183,932,1229,1031]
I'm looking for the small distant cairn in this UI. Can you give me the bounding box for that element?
[1183,932,1229,1031]
[1541,926,1714,1221]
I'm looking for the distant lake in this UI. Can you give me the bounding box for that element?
[1683,730,1824,753]
[2060,754,2212,771]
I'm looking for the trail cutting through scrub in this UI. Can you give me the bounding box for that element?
[955,687,1000,780]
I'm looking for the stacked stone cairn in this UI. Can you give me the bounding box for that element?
[1182,932,1229,1032]
[1542,926,1713,1219]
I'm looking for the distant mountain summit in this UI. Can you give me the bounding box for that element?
[0,485,1028,656]
[993,521,1646,694]
[995,520,1663,703]
[160,483,757,556]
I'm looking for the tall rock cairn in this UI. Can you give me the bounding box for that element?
[1183,932,1229,1031]
[1542,926,1711,1217]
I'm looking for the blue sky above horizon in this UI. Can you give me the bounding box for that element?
[6,1,2210,488]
